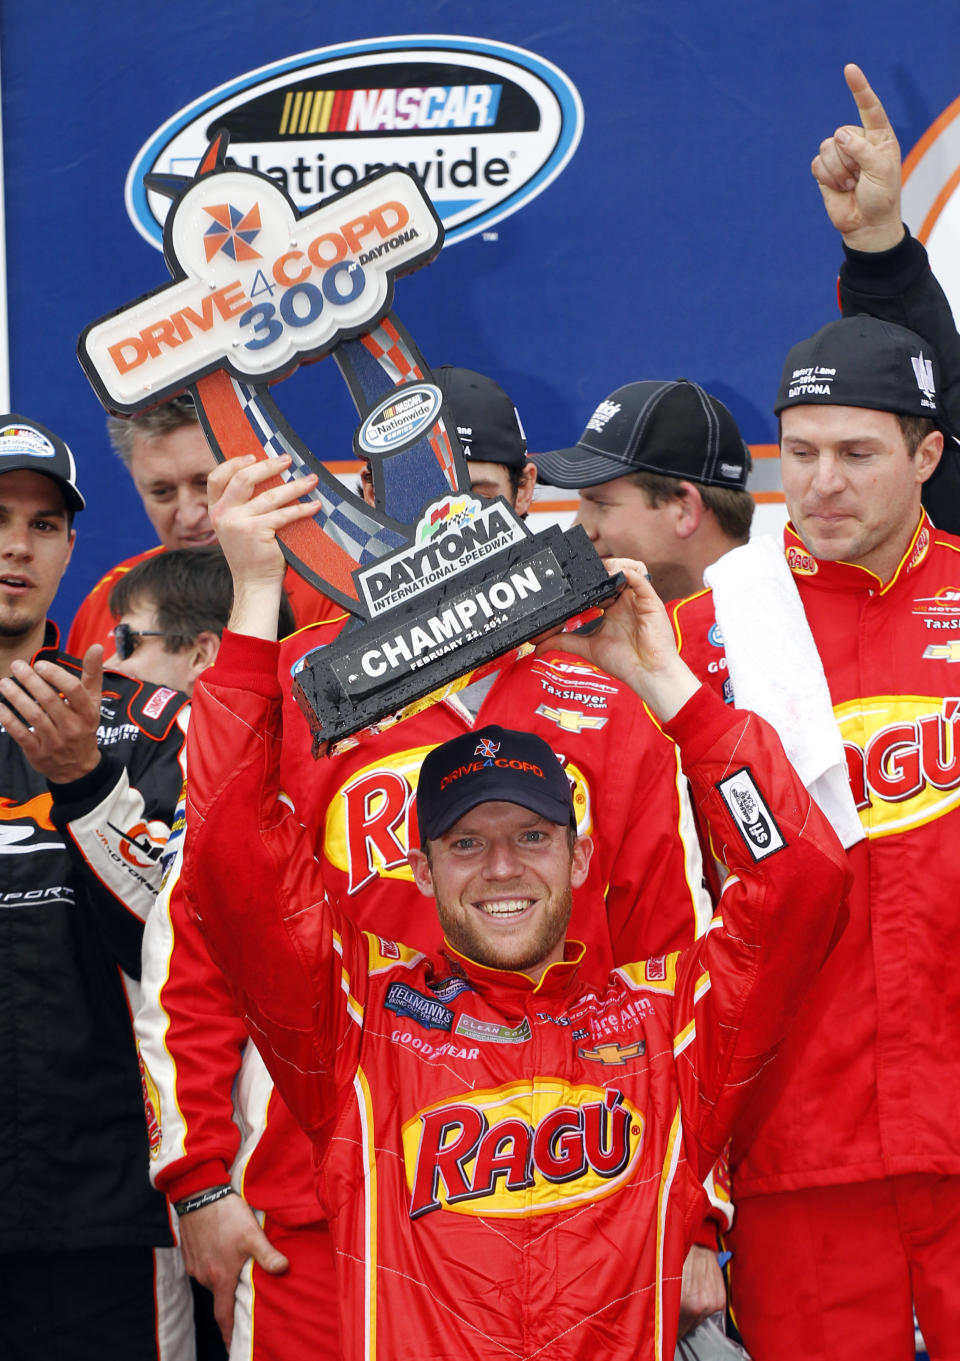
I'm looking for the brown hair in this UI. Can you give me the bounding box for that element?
[106,396,200,467]
[109,546,295,648]
[628,470,754,542]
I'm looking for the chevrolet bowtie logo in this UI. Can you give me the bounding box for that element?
[923,642,960,662]
[535,704,607,733]
[577,1039,646,1066]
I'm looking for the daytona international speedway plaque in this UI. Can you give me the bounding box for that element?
[78,132,622,753]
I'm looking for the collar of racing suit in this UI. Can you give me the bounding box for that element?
[783,510,933,597]
[437,938,586,1001]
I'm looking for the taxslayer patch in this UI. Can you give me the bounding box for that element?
[716,767,786,861]
[839,694,960,836]
[385,981,453,1032]
[403,1079,644,1218]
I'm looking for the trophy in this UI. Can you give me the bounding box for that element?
[79,133,621,754]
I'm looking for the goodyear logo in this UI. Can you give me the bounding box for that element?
[839,694,960,836]
[125,37,582,250]
[403,1080,644,1218]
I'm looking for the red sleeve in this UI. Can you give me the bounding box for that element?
[659,685,850,1179]
[182,631,372,1146]
[137,861,248,1202]
[602,704,712,963]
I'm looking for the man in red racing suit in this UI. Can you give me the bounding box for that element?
[666,66,960,1360]
[136,453,722,1355]
[180,465,848,1360]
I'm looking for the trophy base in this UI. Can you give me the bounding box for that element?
[292,524,623,755]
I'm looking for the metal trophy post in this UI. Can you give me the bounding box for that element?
[78,133,622,754]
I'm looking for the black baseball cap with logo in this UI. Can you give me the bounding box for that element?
[435,366,528,471]
[416,724,575,843]
[534,379,751,491]
[0,416,85,512]
[774,315,949,431]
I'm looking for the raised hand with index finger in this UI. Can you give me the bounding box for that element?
[811,63,905,252]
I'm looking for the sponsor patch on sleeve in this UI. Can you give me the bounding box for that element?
[716,767,785,861]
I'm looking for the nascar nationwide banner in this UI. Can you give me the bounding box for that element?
[1,5,959,630]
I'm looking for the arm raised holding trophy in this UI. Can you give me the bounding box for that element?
[91,135,735,1353]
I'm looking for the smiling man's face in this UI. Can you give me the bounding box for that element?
[408,800,592,980]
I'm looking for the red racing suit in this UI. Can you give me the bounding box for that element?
[136,631,721,1315]
[670,514,960,1196]
[180,631,848,1361]
[137,627,715,1199]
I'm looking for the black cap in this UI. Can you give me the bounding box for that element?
[435,366,528,470]
[416,724,575,843]
[774,316,946,428]
[0,416,85,512]
[534,379,751,491]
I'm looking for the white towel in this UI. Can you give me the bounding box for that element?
[703,537,864,849]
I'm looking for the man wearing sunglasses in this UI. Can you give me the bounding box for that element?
[103,546,294,699]
[0,416,192,1359]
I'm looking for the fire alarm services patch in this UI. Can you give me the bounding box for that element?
[716,767,786,861]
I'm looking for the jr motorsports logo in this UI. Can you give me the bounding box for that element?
[126,36,583,250]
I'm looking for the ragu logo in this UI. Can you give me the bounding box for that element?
[326,747,593,893]
[904,526,931,574]
[334,751,425,893]
[786,545,818,576]
[138,1050,163,1159]
[125,37,583,250]
[838,694,960,836]
[402,1080,644,1219]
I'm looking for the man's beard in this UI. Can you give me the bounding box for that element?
[0,609,37,640]
[437,886,573,975]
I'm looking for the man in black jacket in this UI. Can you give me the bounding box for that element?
[819,62,960,533]
[0,416,192,1360]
